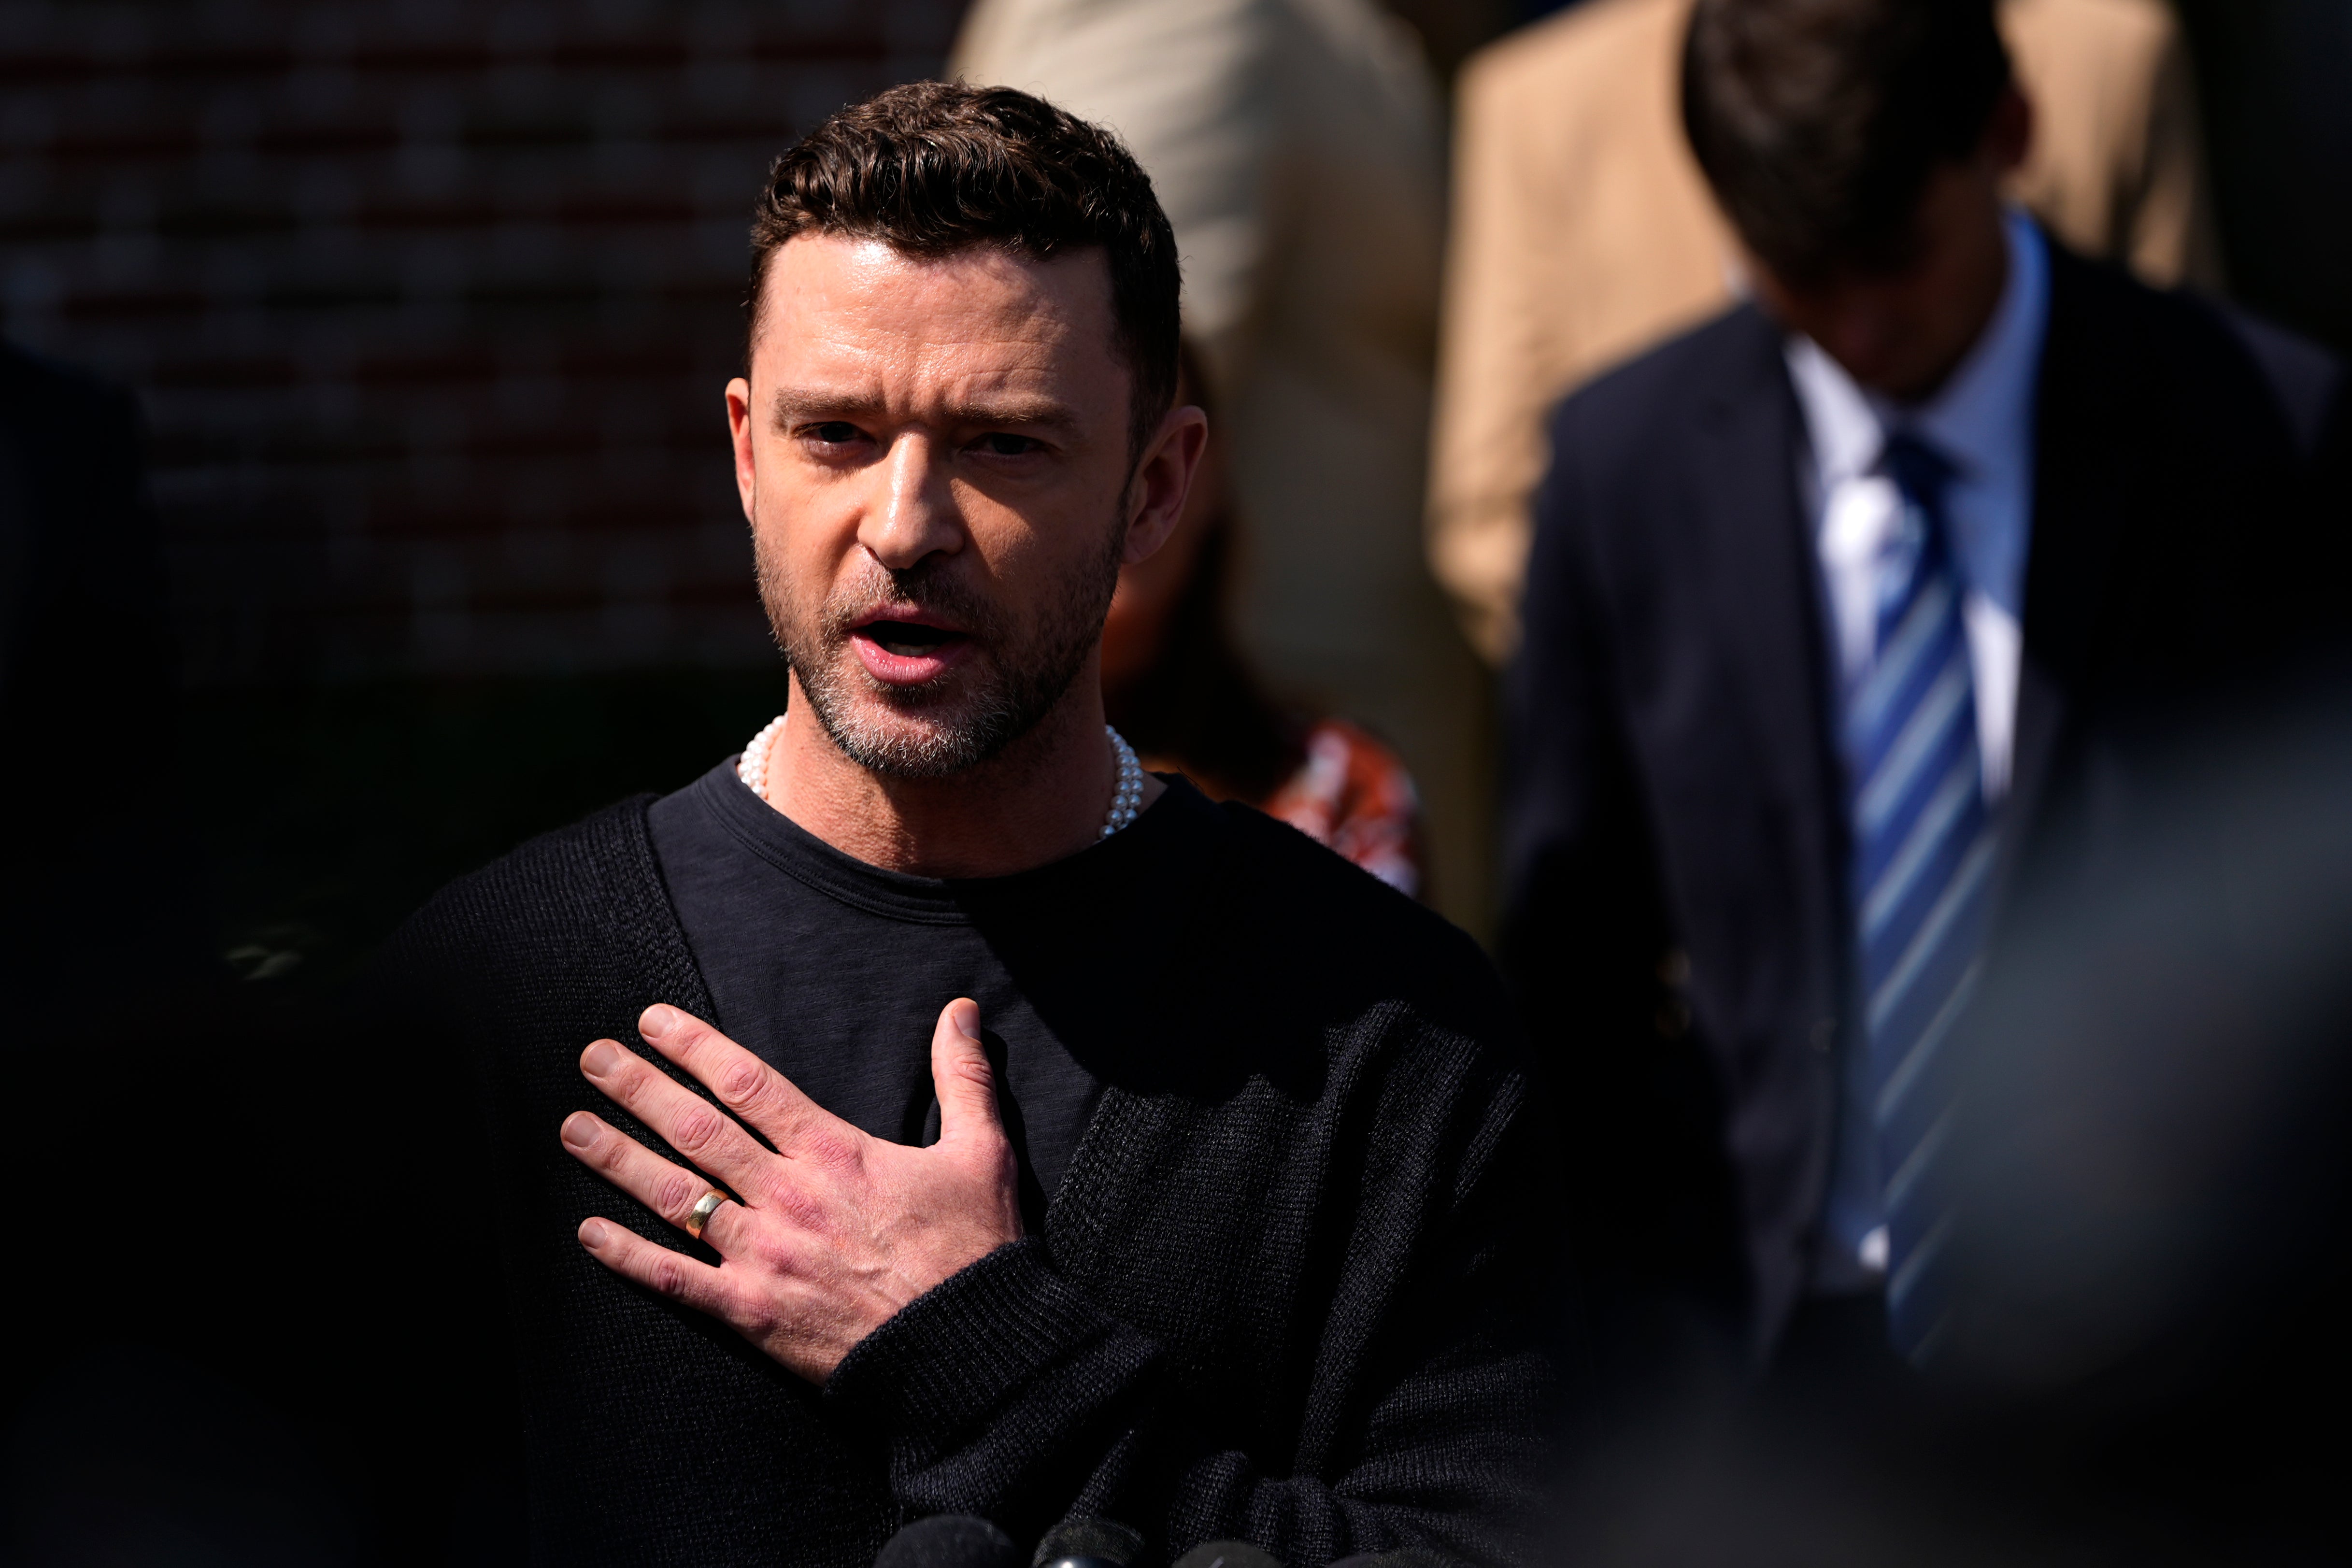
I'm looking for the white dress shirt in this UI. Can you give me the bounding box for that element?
[1789,210,2051,1289]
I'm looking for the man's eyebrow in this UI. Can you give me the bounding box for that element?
[768,389,886,426]
[952,399,1083,437]
[767,388,1084,438]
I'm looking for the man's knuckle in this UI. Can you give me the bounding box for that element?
[653,1170,701,1219]
[648,1255,691,1297]
[715,1060,766,1107]
[772,1183,829,1234]
[743,1231,791,1274]
[747,1169,790,1207]
[803,1131,862,1177]
[671,1105,725,1153]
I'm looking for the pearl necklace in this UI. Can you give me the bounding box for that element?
[737,715,1146,840]
[737,713,788,801]
[1101,725,1144,838]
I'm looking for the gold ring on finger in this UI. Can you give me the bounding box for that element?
[685,1189,730,1240]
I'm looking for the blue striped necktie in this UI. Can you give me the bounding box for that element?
[1844,432,1995,1362]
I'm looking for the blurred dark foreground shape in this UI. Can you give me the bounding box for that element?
[0,342,213,1024]
[1543,670,2352,1566]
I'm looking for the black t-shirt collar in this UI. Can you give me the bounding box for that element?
[682,758,1212,926]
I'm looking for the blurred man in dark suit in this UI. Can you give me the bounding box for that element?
[1502,0,2345,1370]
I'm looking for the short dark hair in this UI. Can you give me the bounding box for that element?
[748,81,1183,468]
[1681,0,2013,282]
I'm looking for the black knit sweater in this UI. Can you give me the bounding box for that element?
[380,795,1549,1568]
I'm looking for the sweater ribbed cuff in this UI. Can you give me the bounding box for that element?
[825,1239,1124,1443]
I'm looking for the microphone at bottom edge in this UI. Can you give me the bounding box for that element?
[874,1514,1024,1568]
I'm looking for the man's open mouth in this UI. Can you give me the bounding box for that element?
[858,620,968,657]
[842,611,980,685]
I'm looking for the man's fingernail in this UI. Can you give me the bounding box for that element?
[582,1041,621,1077]
[955,1002,982,1042]
[641,1005,673,1039]
[561,1113,597,1149]
[579,1220,608,1249]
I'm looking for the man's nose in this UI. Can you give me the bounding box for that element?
[859,431,963,571]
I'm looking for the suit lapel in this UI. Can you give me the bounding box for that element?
[1695,316,1849,892]
[1682,317,1849,1345]
[2005,248,2135,877]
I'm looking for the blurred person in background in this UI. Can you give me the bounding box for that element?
[1502,0,2343,1381]
[1103,345,1426,895]
[952,0,1496,929]
[1432,0,2225,661]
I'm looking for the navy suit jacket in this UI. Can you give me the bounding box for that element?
[1501,243,2347,1355]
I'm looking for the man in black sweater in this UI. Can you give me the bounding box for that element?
[378,84,1545,1567]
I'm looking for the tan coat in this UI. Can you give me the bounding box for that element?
[955,0,1503,933]
[1428,0,2222,662]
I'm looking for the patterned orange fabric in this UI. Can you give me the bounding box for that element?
[1262,719,1427,898]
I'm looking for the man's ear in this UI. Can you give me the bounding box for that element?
[726,376,758,523]
[1122,402,1210,566]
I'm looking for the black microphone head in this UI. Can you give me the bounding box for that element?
[1169,1542,1286,1568]
[1327,1552,1456,1568]
[1030,1515,1145,1568]
[875,1514,1023,1568]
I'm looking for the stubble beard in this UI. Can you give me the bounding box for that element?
[755,518,1127,781]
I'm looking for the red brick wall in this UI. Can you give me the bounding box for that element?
[0,0,963,685]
